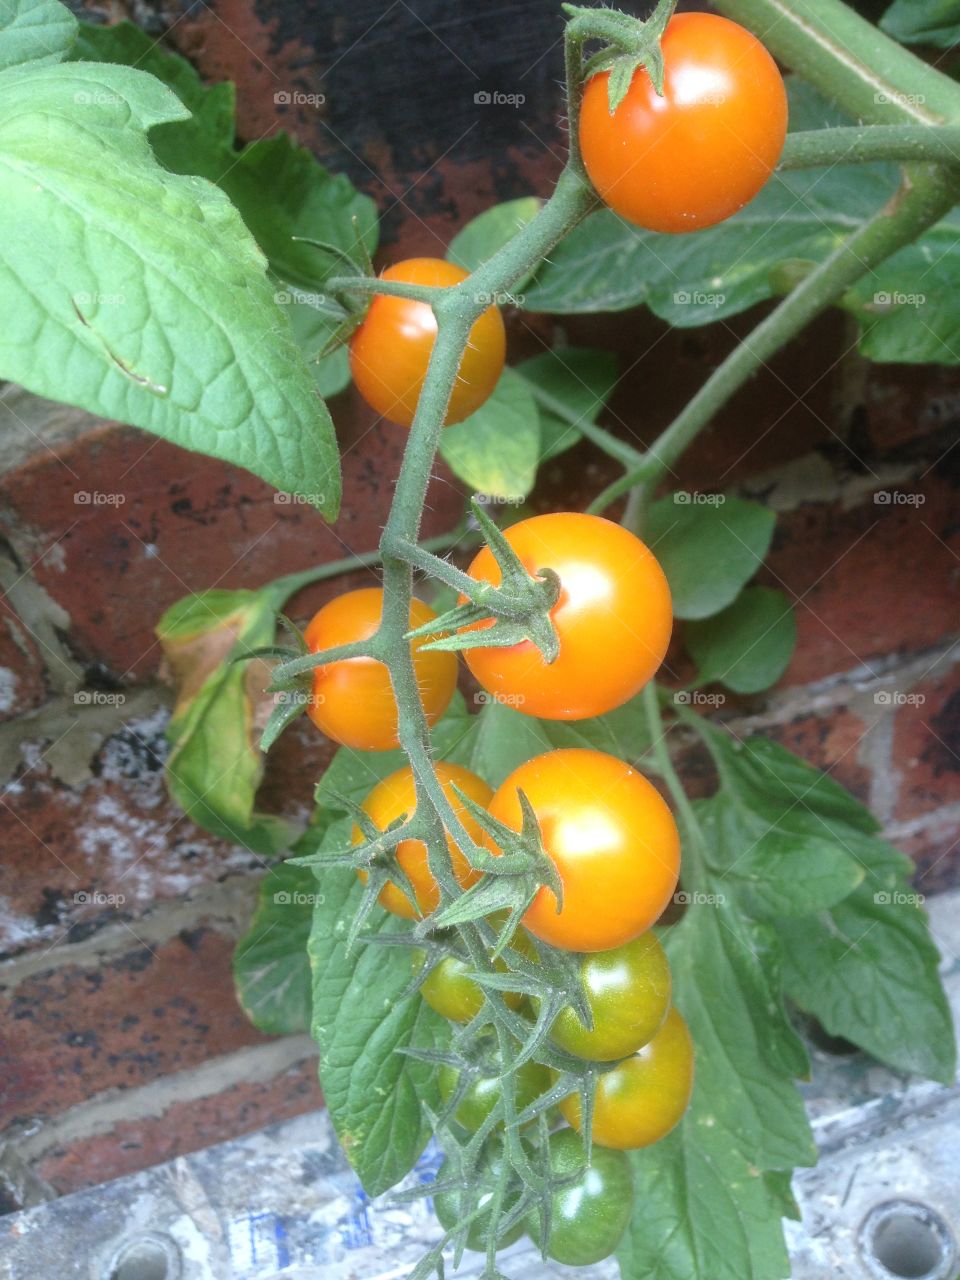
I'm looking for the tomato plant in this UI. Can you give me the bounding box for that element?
[304,588,457,751]
[579,13,788,233]
[349,257,506,428]
[462,512,672,720]
[525,1128,634,1265]
[484,748,681,951]
[560,1006,695,1148]
[57,0,956,1271]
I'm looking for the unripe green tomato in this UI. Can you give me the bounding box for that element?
[541,933,672,1062]
[432,1152,523,1252]
[414,951,526,1024]
[438,1058,551,1131]
[525,1128,634,1265]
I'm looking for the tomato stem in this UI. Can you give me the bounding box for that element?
[781,125,960,170]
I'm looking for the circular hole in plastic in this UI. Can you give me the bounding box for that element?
[860,1201,955,1280]
[109,1234,181,1280]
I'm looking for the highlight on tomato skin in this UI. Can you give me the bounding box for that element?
[348,257,506,428]
[353,762,492,920]
[483,747,681,952]
[462,512,673,721]
[304,588,457,752]
[579,12,789,234]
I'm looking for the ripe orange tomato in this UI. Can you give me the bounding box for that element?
[354,762,491,920]
[559,1007,694,1148]
[304,588,456,752]
[348,258,506,428]
[483,748,680,951]
[462,513,671,721]
[579,13,788,234]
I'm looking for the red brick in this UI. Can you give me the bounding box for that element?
[896,814,960,898]
[761,707,874,805]
[0,417,463,681]
[34,1057,322,1195]
[0,707,253,961]
[0,927,267,1127]
[893,664,960,823]
[0,595,46,723]
[762,469,960,686]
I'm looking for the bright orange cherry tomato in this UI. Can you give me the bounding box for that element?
[559,1007,694,1148]
[354,762,492,920]
[304,588,456,752]
[462,513,671,721]
[348,257,506,428]
[483,748,680,951]
[579,13,788,234]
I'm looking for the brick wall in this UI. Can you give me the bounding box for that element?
[1,0,959,1208]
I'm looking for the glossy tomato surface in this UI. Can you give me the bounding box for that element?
[560,1006,694,1148]
[354,762,491,920]
[305,588,456,752]
[484,748,680,951]
[348,257,506,427]
[544,932,672,1061]
[433,1149,523,1251]
[463,513,672,721]
[579,13,788,233]
[525,1128,634,1265]
[438,1057,551,1131]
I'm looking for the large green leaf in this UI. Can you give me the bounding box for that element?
[158,588,298,854]
[882,0,960,47]
[1,0,75,70]
[308,858,450,1194]
[234,861,317,1035]
[686,587,797,694]
[522,80,960,364]
[646,496,776,620]
[439,367,541,500]
[447,196,542,274]
[515,347,619,460]
[708,731,956,1082]
[0,56,341,512]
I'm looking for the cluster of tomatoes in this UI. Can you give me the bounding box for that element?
[301,11,788,1263]
[302,512,691,1263]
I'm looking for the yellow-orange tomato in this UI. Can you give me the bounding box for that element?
[348,257,506,428]
[559,1007,694,1148]
[483,748,680,951]
[579,13,788,234]
[354,763,492,920]
[462,513,672,721]
[304,588,456,752]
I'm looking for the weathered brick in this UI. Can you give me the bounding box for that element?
[33,1057,322,1195]
[1,927,267,1127]
[760,706,874,805]
[0,596,46,723]
[893,664,960,823]
[896,814,960,897]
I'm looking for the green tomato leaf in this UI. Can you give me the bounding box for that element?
[234,861,318,1035]
[0,59,341,513]
[707,730,956,1081]
[1,0,76,70]
[158,588,298,854]
[439,367,541,501]
[515,347,619,460]
[687,587,796,693]
[307,857,450,1195]
[447,197,542,276]
[881,0,960,47]
[646,496,775,620]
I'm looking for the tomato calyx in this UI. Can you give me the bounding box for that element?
[405,500,562,663]
[565,0,676,109]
